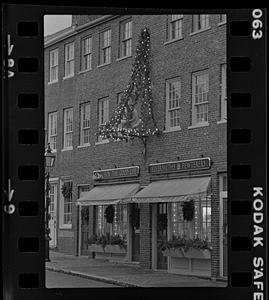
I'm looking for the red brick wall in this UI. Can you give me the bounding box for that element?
[45,14,226,276]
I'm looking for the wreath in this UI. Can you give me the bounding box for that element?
[181,200,194,221]
[104,205,115,223]
[61,182,72,199]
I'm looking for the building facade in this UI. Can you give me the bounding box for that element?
[44,14,227,280]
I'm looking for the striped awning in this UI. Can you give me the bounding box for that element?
[132,177,211,203]
[77,183,140,206]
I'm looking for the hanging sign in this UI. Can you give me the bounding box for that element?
[93,166,140,180]
[149,157,211,175]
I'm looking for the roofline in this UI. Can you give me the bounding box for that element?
[44,15,120,48]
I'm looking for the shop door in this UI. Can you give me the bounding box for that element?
[222,197,228,276]
[131,203,140,261]
[157,203,168,269]
[80,206,90,255]
[49,183,57,248]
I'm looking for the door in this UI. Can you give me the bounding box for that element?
[49,183,57,248]
[219,173,228,277]
[157,203,168,269]
[131,203,140,261]
[222,197,228,276]
[81,206,90,255]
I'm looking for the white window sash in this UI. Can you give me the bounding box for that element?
[64,109,73,148]
[220,64,227,121]
[80,104,91,145]
[166,79,181,130]
[65,43,74,76]
[49,49,58,82]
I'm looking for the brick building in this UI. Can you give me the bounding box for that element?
[44,14,227,280]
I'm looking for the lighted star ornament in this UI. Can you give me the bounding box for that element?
[97,27,160,142]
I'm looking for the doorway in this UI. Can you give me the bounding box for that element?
[157,203,168,269]
[49,183,57,248]
[131,203,140,261]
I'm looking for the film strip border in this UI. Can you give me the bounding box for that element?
[1,6,267,300]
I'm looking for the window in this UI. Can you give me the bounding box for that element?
[117,92,124,105]
[96,204,127,238]
[99,29,111,65]
[80,103,91,146]
[49,49,58,83]
[63,108,73,149]
[220,14,227,24]
[220,64,227,121]
[192,15,210,32]
[81,36,92,71]
[172,196,211,242]
[49,183,57,220]
[192,71,209,125]
[97,97,109,142]
[63,182,72,226]
[120,19,132,58]
[64,42,74,77]
[165,77,181,130]
[168,15,183,41]
[48,112,57,151]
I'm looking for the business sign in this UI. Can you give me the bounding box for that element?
[93,166,140,180]
[149,157,211,175]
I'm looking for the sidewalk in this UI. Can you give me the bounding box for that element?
[46,251,227,287]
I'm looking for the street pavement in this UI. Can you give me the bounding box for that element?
[46,270,119,288]
[46,251,227,288]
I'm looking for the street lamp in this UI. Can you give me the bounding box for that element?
[45,143,55,262]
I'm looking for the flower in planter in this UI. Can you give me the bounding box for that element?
[88,234,97,245]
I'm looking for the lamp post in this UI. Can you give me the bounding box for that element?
[45,143,55,262]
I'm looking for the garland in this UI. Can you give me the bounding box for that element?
[61,182,72,199]
[104,205,115,224]
[81,206,89,223]
[181,199,194,221]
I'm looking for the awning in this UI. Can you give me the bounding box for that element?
[132,177,211,203]
[77,183,140,206]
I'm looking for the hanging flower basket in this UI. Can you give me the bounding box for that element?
[181,199,194,221]
[104,205,115,224]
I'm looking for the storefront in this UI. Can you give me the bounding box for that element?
[77,166,141,263]
[76,158,227,278]
[132,157,214,277]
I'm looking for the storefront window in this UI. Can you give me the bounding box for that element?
[171,196,211,242]
[96,204,127,237]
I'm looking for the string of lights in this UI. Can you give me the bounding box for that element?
[97,27,160,142]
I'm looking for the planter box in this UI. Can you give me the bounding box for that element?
[105,245,127,254]
[183,248,211,259]
[162,248,184,258]
[88,244,104,253]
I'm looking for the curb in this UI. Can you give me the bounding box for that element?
[46,266,141,288]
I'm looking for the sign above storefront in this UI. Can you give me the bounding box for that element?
[93,166,140,180]
[149,157,211,175]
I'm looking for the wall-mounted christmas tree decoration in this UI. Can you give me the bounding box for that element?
[97,27,160,154]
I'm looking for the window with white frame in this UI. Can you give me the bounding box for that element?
[62,182,72,226]
[192,71,209,125]
[97,97,109,142]
[48,112,57,151]
[220,14,227,24]
[220,64,227,121]
[165,77,181,130]
[49,183,57,220]
[49,49,58,83]
[63,108,73,149]
[81,36,92,71]
[99,29,111,65]
[64,42,74,77]
[120,19,132,58]
[80,102,91,146]
[168,15,183,41]
[192,15,210,32]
